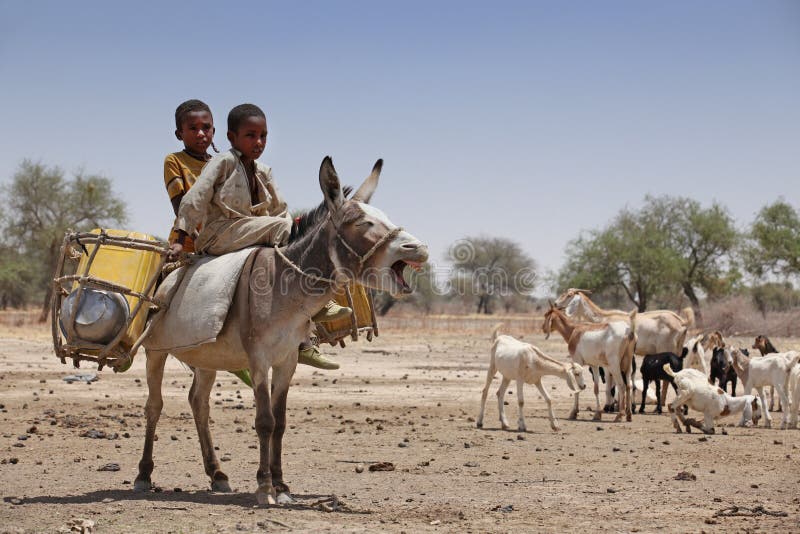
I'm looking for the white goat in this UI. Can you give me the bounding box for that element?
[788,364,800,429]
[731,349,800,429]
[683,335,709,376]
[664,365,762,434]
[477,326,586,432]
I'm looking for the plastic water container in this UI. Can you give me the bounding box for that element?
[72,229,162,351]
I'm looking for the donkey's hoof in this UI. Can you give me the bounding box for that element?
[592,412,602,422]
[276,492,294,505]
[211,479,232,493]
[133,479,152,492]
[256,486,277,506]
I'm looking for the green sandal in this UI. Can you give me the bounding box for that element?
[312,300,352,322]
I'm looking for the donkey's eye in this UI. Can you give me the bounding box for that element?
[355,219,373,227]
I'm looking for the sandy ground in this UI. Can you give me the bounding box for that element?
[1,321,799,533]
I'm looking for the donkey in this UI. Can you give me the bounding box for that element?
[135,157,428,505]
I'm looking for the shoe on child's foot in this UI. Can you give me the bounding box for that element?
[298,346,340,370]
[312,300,352,322]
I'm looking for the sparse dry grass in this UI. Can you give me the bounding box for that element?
[702,296,800,337]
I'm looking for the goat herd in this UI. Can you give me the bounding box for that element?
[477,289,800,436]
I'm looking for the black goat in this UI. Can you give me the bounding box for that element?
[709,346,743,395]
[638,348,687,414]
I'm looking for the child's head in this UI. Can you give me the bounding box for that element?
[175,99,215,155]
[227,104,268,161]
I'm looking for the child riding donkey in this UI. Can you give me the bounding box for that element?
[164,101,347,370]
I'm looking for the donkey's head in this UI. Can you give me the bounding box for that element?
[318,156,428,296]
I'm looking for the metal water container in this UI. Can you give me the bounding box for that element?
[60,289,130,344]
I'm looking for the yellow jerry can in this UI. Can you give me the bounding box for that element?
[73,229,162,352]
[314,283,378,345]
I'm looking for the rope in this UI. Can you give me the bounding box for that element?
[336,227,403,266]
[274,246,339,286]
[276,219,403,285]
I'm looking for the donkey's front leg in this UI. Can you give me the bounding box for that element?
[189,368,230,492]
[134,350,168,492]
[269,362,296,504]
[252,366,277,506]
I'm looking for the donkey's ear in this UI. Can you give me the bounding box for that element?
[352,159,382,203]
[319,156,344,212]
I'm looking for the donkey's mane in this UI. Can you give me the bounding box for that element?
[285,186,353,255]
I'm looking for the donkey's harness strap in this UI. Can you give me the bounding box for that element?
[274,216,401,286]
[335,226,403,266]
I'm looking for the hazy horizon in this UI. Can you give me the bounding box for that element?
[1,1,798,294]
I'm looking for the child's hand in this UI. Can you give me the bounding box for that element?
[168,242,184,262]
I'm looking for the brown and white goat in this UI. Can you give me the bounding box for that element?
[542,303,636,422]
[553,289,687,356]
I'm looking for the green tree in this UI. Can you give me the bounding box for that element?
[449,236,537,314]
[744,200,800,280]
[0,243,35,309]
[1,160,128,320]
[645,196,738,321]
[751,282,800,317]
[558,196,739,316]
[558,207,680,312]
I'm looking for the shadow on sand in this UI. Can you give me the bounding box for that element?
[4,488,371,515]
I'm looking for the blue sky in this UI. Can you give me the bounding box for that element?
[1,1,798,288]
